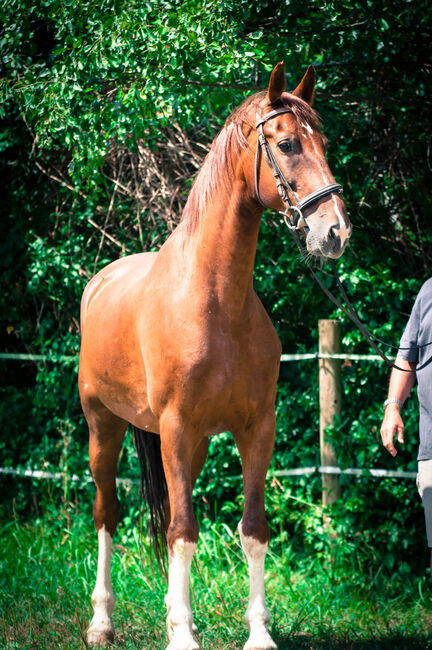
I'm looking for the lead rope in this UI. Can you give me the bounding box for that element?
[288,227,430,373]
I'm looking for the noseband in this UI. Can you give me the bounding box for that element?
[254,106,343,229]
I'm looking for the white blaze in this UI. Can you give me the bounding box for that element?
[302,122,346,229]
[332,193,345,228]
[302,123,331,184]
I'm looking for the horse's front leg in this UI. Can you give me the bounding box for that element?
[234,412,277,650]
[160,411,202,650]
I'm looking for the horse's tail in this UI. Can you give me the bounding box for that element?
[132,426,168,571]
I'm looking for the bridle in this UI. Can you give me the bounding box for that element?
[254,105,430,373]
[254,106,343,230]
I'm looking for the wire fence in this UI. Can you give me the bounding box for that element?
[0,464,417,485]
[1,351,389,363]
[2,348,412,486]
[0,352,78,362]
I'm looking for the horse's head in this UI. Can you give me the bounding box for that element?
[250,62,351,259]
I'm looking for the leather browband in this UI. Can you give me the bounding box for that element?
[255,107,294,129]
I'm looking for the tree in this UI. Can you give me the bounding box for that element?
[1,0,431,569]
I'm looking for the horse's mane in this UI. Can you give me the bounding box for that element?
[179,91,321,236]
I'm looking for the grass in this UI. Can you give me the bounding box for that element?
[1,503,432,649]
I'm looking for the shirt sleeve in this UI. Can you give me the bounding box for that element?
[398,292,421,363]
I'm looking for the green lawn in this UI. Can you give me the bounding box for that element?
[1,507,432,649]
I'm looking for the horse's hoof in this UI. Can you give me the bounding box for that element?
[166,642,199,650]
[87,624,115,647]
[166,631,200,650]
[243,629,277,650]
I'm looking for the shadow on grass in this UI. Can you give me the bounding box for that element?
[276,632,432,649]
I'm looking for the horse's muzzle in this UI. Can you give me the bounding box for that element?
[306,221,351,259]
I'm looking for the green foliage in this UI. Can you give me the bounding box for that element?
[1,0,431,591]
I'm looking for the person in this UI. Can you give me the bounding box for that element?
[380,277,432,575]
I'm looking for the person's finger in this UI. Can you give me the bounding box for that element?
[385,441,397,457]
[396,425,404,445]
[380,424,397,456]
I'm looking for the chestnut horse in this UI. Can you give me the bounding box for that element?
[79,62,351,650]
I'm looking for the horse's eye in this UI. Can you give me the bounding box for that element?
[278,140,293,154]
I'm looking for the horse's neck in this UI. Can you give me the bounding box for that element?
[186,181,262,317]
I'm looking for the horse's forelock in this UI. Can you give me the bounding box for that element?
[281,93,322,132]
[227,90,321,134]
[179,91,322,237]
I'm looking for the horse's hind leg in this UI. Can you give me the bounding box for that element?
[83,397,127,646]
[234,412,277,650]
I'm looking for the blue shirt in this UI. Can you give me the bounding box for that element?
[398,278,432,460]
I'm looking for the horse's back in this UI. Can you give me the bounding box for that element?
[81,251,158,325]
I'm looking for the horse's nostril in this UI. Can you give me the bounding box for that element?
[329,227,337,242]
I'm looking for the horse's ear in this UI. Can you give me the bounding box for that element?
[292,65,316,105]
[266,61,286,105]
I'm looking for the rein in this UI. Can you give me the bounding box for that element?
[255,105,428,374]
[289,228,427,373]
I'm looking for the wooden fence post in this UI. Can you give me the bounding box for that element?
[319,319,341,506]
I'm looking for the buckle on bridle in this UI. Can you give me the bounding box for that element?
[283,205,306,230]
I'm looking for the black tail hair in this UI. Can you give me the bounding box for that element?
[132,426,168,571]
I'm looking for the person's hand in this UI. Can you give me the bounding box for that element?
[380,404,404,457]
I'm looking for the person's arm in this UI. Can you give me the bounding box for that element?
[380,355,417,457]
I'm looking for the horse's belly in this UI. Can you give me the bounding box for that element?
[113,401,160,433]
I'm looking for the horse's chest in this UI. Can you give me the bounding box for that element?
[144,297,280,428]
[173,331,277,418]
[179,353,251,434]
